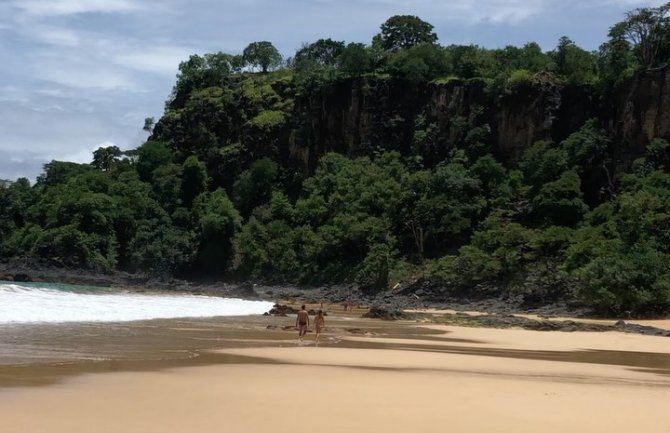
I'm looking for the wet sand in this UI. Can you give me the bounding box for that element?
[1,305,669,433]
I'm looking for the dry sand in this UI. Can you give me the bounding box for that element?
[1,318,669,433]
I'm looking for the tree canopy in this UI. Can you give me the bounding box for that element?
[376,15,438,51]
[243,41,283,73]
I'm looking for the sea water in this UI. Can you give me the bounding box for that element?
[0,281,273,324]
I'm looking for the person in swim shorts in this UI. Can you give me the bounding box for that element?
[296,305,309,342]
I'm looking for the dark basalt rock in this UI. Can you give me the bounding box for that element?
[11,273,32,282]
[362,307,410,321]
[615,320,670,336]
[267,304,299,316]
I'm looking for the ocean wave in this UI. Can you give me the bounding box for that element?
[0,283,273,324]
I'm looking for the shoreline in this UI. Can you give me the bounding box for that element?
[0,260,591,317]
[2,260,668,326]
[2,304,670,388]
[3,273,670,339]
[0,305,420,387]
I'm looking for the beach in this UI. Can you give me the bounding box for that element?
[1,304,669,433]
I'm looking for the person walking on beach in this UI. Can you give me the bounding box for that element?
[314,310,325,345]
[296,305,309,343]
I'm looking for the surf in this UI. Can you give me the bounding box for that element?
[0,282,273,324]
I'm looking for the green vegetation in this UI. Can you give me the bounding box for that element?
[375,15,438,51]
[243,41,283,73]
[3,7,670,315]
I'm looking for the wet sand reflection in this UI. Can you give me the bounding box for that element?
[0,315,668,388]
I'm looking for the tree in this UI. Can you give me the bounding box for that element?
[136,141,172,182]
[107,170,190,274]
[169,52,237,108]
[355,243,393,290]
[92,145,122,171]
[26,171,120,270]
[294,38,345,67]
[289,153,404,283]
[470,154,508,199]
[338,43,372,76]
[564,170,670,314]
[532,170,588,227]
[559,119,613,202]
[394,162,484,259]
[494,42,555,74]
[388,43,449,82]
[36,161,94,187]
[143,117,155,132]
[444,44,497,79]
[611,2,670,68]
[150,163,182,212]
[235,191,301,280]
[376,15,438,51]
[553,36,598,84]
[193,189,242,274]
[598,24,638,87]
[243,41,283,73]
[647,138,670,169]
[554,37,577,73]
[560,119,610,171]
[180,156,208,208]
[0,178,33,253]
[233,158,279,218]
[520,141,568,192]
[466,215,534,282]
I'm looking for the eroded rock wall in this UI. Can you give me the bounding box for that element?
[287,67,670,171]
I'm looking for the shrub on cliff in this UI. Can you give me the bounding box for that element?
[506,69,534,89]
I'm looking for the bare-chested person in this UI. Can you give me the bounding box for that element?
[296,305,309,342]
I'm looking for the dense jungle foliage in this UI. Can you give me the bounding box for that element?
[3,5,670,314]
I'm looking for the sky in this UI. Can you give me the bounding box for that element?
[0,0,667,181]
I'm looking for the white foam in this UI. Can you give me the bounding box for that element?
[0,283,273,324]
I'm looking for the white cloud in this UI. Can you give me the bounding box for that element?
[0,87,28,104]
[25,38,142,91]
[337,0,669,25]
[115,46,193,75]
[31,26,80,46]
[38,65,138,90]
[16,0,142,16]
[334,0,550,24]
[33,87,68,98]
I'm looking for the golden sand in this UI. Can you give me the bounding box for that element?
[1,317,669,433]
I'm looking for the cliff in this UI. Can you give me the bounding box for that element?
[152,67,670,183]
[285,67,670,171]
[610,67,670,164]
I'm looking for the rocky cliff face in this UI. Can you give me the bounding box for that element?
[610,67,670,164]
[494,82,561,162]
[290,78,429,167]
[288,67,670,171]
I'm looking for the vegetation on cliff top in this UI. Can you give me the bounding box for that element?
[2,6,670,315]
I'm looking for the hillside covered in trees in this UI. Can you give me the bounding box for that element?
[2,6,670,315]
